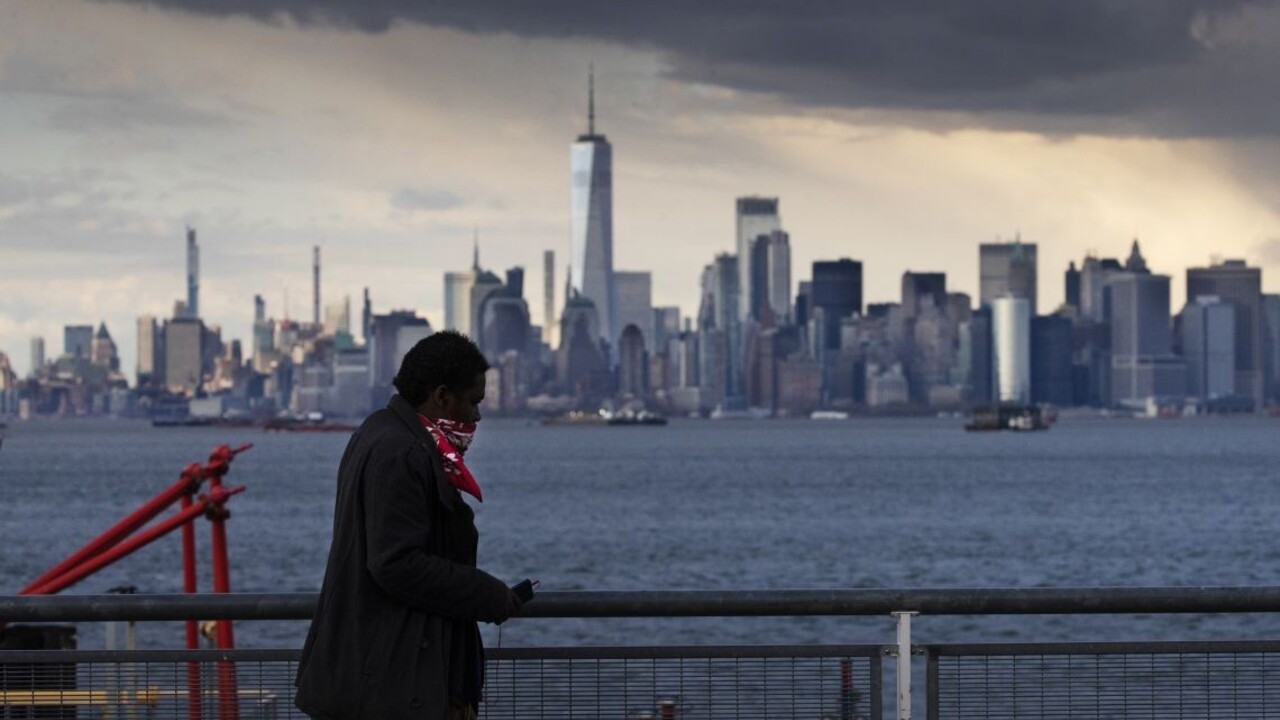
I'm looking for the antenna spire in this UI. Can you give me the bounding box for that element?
[472,229,480,271]
[588,63,595,135]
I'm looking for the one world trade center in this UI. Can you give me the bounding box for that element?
[570,69,615,347]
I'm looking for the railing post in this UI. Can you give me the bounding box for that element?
[893,611,918,720]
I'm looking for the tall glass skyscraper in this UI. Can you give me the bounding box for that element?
[736,197,781,323]
[570,70,615,346]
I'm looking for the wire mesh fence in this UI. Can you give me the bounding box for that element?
[926,641,1280,720]
[482,645,882,719]
[0,645,881,720]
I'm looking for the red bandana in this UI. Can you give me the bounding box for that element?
[418,414,483,502]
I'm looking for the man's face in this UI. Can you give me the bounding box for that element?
[442,372,486,423]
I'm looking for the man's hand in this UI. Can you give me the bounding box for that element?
[494,588,523,625]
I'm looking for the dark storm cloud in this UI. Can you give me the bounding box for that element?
[100,0,1280,138]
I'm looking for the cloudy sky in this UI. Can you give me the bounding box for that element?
[4,0,1280,379]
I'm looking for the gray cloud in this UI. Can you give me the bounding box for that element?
[97,0,1280,138]
[390,187,465,213]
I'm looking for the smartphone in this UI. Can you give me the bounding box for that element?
[512,578,539,603]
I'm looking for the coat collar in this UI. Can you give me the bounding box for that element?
[386,394,462,513]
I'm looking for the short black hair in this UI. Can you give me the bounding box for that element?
[393,330,490,406]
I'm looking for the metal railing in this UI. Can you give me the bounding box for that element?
[4,587,1280,719]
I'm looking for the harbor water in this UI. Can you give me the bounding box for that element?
[1,415,1278,651]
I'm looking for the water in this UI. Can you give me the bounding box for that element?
[2,415,1279,651]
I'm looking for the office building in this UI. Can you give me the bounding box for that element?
[1109,273,1184,405]
[30,337,45,378]
[368,311,431,391]
[1064,261,1081,312]
[993,296,1031,404]
[186,227,199,319]
[748,229,791,324]
[1181,296,1236,401]
[811,259,863,351]
[614,271,653,350]
[1187,260,1264,408]
[543,250,557,347]
[902,272,947,320]
[570,70,616,344]
[1264,294,1280,403]
[980,240,1037,315]
[1031,315,1074,405]
[736,197,781,323]
[444,240,480,334]
[965,307,994,404]
[64,325,93,359]
[164,317,204,395]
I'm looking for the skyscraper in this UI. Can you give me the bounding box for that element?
[736,197,781,323]
[1181,296,1235,401]
[1264,294,1280,403]
[1186,260,1264,408]
[29,336,45,378]
[992,296,1031,404]
[64,325,93,359]
[313,245,321,326]
[186,227,199,319]
[543,250,556,347]
[811,259,863,351]
[137,316,159,386]
[614,271,653,348]
[1109,273,1184,405]
[444,238,480,334]
[979,239,1037,315]
[901,272,947,320]
[570,69,615,346]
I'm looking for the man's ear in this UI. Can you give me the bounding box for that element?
[430,384,451,410]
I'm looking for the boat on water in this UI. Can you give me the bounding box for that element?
[810,410,849,421]
[964,404,1050,432]
[606,411,668,426]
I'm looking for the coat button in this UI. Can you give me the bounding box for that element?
[410,697,421,708]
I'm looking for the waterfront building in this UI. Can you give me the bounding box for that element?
[136,317,160,387]
[866,363,909,407]
[707,254,741,401]
[570,71,616,345]
[1187,259,1264,408]
[252,296,275,374]
[1031,314,1074,406]
[617,325,647,397]
[1109,273,1184,406]
[992,296,1031,404]
[1181,296,1235,401]
[614,271,654,350]
[980,239,1037,315]
[63,325,93,359]
[29,336,45,379]
[557,295,610,403]
[811,259,863,351]
[1264,294,1280,403]
[164,317,204,396]
[777,354,821,415]
[736,197,781,324]
[967,303,998,404]
[902,272,947,320]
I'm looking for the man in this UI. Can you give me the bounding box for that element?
[296,331,521,720]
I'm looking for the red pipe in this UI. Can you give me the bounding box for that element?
[21,463,207,595]
[26,488,244,596]
[182,492,203,720]
[207,453,241,720]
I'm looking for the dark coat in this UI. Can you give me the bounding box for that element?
[294,395,511,720]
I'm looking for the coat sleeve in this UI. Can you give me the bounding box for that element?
[362,443,511,623]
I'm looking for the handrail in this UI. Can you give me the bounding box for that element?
[4,586,1280,622]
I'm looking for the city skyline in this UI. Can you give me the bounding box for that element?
[5,1,1280,379]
